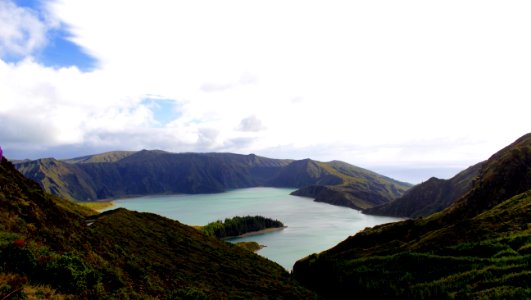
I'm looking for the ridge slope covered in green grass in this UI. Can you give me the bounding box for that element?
[293,133,531,299]
[364,161,483,218]
[0,157,312,298]
[15,151,411,209]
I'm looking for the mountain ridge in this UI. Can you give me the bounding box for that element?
[364,161,483,218]
[15,151,411,209]
[292,132,531,299]
[0,156,313,298]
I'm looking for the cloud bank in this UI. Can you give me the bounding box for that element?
[0,0,530,182]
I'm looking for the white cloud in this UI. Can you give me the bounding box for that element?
[238,116,265,132]
[0,0,52,57]
[0,0,530,177]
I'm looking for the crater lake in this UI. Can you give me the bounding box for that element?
[110,187,400,270]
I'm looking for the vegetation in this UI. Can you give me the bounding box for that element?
[235,242,263,252]
[295,191,531,299]
[200,215,284,238]
[3,131,529,298]
[276,159,412,209]
[77,201,114,211]
[0,157,313,299]
[293,133,531,299]
[365,162,483,217]
[14,151,410,210]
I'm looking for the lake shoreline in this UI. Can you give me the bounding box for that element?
[107,187,400,270]
[225,226,287,240]
[91,188,298,203]
[78,200,116,211]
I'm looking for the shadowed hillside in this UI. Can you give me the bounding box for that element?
[0,157,313,298]
[15,151,411,209]
[293,133,531,299]
[291,160,411,209]
[364,161,483,218]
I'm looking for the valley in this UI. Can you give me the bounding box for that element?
[111,188,399,270]
[14,152,411,210]
[2,0,529,298]
[1,133,529,298]
[293,133,531,299]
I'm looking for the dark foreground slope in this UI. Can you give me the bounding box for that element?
[364,161,483,218]
[293,133,531,299]
[15,151,410,209]
[0,157,312,299]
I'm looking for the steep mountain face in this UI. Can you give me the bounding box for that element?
[291,160,412,209]
[14,158,99,201]
[15,151,410,209]
[267,159,343,187]
[15,151,294,200]
[447,134,531,219]
[292,133,531,299]
[0,157,312,298]
[364,162,483,218]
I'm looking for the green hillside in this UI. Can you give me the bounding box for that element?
[293,133,531,299]
[291,160,411,210]
[15,151,410,209]
[64,151,135,164]
[0,157,312,298]
[365,161,483,218]
[13,157,98,201]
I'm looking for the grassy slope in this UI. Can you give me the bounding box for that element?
[365,162,483,218]
[294,191,531,299]
[291,160,411,209]
[293,133,531,299]
[15,151,410,210]
[0,157,312,299]
[235,241,263,252]
[77,201,114,211]
[14,158,98,201]
[63,151,135,164]
[88,209,310,298]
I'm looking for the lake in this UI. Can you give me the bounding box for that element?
[111,187,400,270]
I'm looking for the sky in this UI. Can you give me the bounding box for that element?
[0,0,529,183]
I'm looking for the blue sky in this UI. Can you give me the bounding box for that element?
[0,0,530,183]
[7,0,95,70]
[35,27,96,71]
[142,98,182,126]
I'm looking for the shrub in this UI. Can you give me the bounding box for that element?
[493,248,519,258]
[0,243,36,274]
[42,253,100,294]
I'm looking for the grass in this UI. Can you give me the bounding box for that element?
[294,190,531,299]
[76,201,114,211]
[1,158,313,299]
[235,241,263,252]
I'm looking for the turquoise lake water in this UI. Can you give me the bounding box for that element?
[112,187,400,270]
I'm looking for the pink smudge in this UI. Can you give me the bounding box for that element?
[0,145,2,160]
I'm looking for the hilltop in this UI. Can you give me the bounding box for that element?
[0,157,312,298]
[15,151,411,210]
[293,133,531,299]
